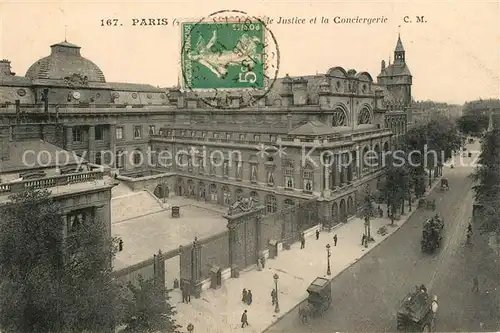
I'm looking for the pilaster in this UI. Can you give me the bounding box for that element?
[65,126,73,151]
[109,124,116,167]
[88,125,96,163]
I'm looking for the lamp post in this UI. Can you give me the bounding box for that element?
[326,244,331,275]
[273,273,280,313]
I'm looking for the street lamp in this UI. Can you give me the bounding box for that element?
[326,244,331,275]
[273,273,280,313]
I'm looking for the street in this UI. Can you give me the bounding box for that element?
[266,161,500,332]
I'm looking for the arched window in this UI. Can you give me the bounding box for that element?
[332,108,347,127]
[133,149,142,166]
[222,186,231,205]
[303,165,314,192]
[358,108,371,124]
[209,184,217,202]
[284,199,295,208]
[235,188,244,201]
[250,191,259,203]
[265,194,277,214]
[283,162,295,189]
[362,146,369,171]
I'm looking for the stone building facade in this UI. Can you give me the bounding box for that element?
[0,34,412,229]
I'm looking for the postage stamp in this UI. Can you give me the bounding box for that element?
[180,10,280,109]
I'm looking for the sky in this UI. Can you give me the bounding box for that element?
[1,0,499,105]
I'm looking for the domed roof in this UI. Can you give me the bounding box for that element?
[25,41,106,82]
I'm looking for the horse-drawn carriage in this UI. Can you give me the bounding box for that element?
[298,277,332,324]
[418,198,436,210]
[397,285,438,332]
[440,178,449,192]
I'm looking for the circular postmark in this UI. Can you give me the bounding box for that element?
[180,10,280,110]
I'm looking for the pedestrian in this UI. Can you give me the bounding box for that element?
[246,290,253,305]
[185,283,191,303]
[333,234,338,246]
[118,239,123,252]
[260,256,266,269]
[242,288,248,303]
[271,289,276,305]
[472,276,479,292]
[241,310,249,328]
[316,229,320,240]
[300,233,306,249]
[182,287,188,303]
[361,234,366,246]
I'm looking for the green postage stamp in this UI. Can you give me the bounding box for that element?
[181,19,266,89]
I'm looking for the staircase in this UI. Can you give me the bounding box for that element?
[111,188,164,224]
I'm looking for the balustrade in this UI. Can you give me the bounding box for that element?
[0,170,104,195]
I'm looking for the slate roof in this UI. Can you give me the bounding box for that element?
[0,139,81,173]
[288,120,346,136]
[107,82,165,92]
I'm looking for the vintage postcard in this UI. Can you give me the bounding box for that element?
[0,1,499,333]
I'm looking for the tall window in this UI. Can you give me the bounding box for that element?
[95,126,105,141]
[303,165,314,192]
[209,184,218,202]
[250,164,258,182]
[73,127,83,143]
[187,156,193,173]
[254,134,261,142]
[149,125,156,135]
[223,160,229,177]
[95,152,102,165]
[250,191,259,203]
[265,194,277,214]
[116,127,123,140]
[133,149,142,166]
[284,199,295,208]
[267,168,275,186]
[116,150,124,168]
[283,162,295,189]
[198,156,205,174]
[210,156,217,175]
[235,161,242,179]
[222,187,231,205]
[235,189,243,201]
[133,126,142,139]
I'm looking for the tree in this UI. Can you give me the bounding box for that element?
[122,276,181,333]
[360,185,376,240]
[457,114,489,136]
[0,189,121,333]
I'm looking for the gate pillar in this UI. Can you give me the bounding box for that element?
[190,237,202,298]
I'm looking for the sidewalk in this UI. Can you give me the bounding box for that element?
[173,180,441,333]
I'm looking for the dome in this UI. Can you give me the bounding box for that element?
[25,41,106,83]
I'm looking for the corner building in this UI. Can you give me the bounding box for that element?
[151,34,412,228]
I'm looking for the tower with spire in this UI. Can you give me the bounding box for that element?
[377,33,413,107]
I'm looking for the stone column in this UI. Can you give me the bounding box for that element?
[190,237,202,298]
[324,155,330,193]
[66,126,73,151]
[334,154,341,187]
[88,125,96,163]
[109,124,116,167]
[342,153,349,183]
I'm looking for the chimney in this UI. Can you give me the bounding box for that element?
[318,80,330,107]
[280,74,293,106]
[292,77,308,105]
[0,59,13,76]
